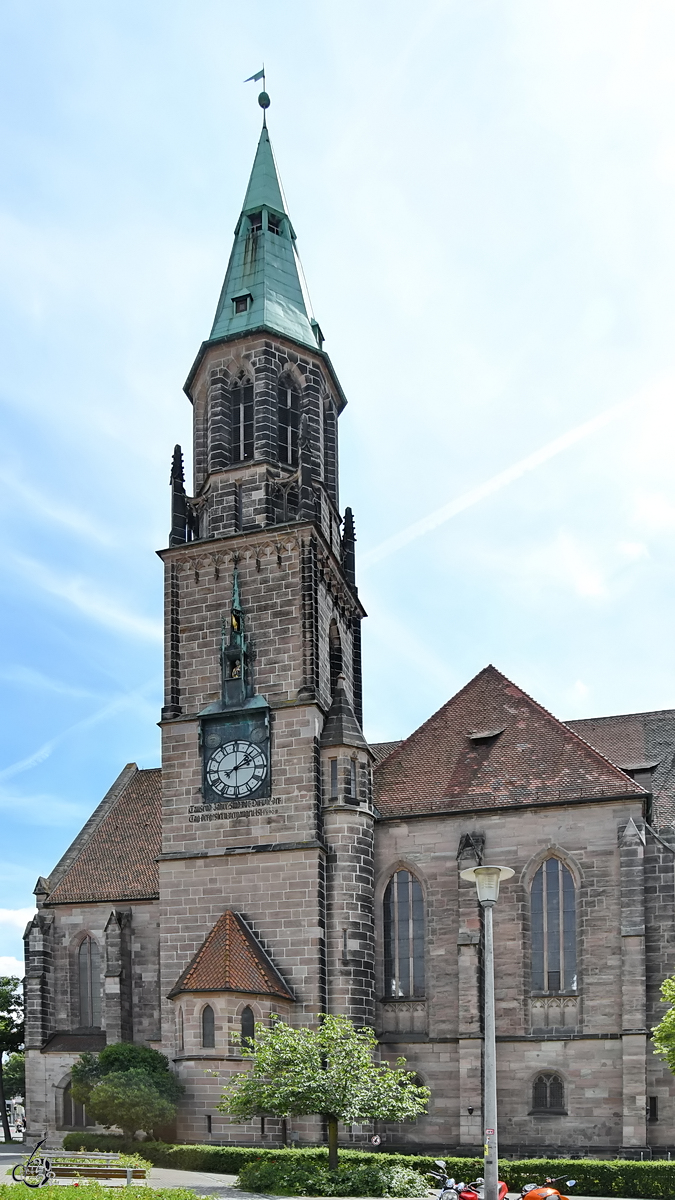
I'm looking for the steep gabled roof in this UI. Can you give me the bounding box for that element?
[45,766,161,905]
[374,665,644,819]
[168,909,294,1001]
[567,708,675,827]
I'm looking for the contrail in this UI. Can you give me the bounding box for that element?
[360,380,668,570]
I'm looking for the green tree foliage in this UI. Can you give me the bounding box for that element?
[218,1014,430,1169]
[653,974,675,1071]
[0,977,24,1143]
[71,1044,183,1139]
[3,1052,25,1100]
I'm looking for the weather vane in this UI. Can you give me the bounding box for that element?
[245,66,270,122]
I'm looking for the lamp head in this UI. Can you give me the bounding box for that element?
[459,864,514,905]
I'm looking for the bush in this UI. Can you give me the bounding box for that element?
[0,1186,193,1200]
[238,1158,429,1196]
[55,1143,675,1198]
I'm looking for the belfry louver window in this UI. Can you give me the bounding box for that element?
[531,858,577,993]
[383,869,425,998]
[277,379,300,466]
[232,378,254,462]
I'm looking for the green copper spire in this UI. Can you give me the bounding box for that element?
[209,124,321,351]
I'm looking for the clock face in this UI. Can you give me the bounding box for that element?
[205,739,268,798]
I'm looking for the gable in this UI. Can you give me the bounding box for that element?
[168,909,294,1001]
[374,665,644,819]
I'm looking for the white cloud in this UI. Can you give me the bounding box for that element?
[0,957,24,978]
[618,542,649,561]
[0,908,36,931]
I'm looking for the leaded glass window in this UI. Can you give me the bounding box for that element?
[78,936,101,1028]
[531,858,576,993]
[383,870,424,997]
[278,379,300,466]
[532,1072,565,1112]
[232,377,254,462]
[202,1004,215,1048]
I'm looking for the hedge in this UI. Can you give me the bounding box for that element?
[59,1141,675,1198]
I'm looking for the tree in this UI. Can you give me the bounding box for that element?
[0,977,24,1144]
[3,1053,25,1100]
[72,1043,183,1139]
[218,1014,430,1169]
[653,974,675,1071]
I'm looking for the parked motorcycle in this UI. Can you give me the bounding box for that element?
[520,1175,577,1200]
[430,1160,508,1200]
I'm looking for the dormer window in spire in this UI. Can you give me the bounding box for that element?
[232,375,254,463]
[278,377,300,466]
[233,294,252,315]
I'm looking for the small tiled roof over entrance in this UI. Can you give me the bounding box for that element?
[45,766,161,905]
[374,664,645,819]
[168,909,294,1000]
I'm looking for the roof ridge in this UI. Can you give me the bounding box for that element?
[567,708,675,723]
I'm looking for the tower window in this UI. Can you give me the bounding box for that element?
[268,213,282,235]
[531,858,577,993]
[178,1008,184,1051]
[249,212,263,233]
[78,936,101,1028]
[329,758,338,798]
[232,377,254,463]
[233,295,250,315]
[329,621,342,695]
[383,869,425,998]
[648,1096,659,1122]
[347,758,358,803]
[531,1073,565,1114]
[278,379,300,466]
[202,1004,215,1048]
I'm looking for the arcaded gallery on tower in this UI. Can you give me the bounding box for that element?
[23,102,675,1155]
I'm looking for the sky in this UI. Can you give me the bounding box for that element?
[3,0,675,973]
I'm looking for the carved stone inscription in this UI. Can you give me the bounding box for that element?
[189,796,283,823]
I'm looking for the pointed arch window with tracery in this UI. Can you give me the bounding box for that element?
[231,375,254,463]
[383,869,425,998]
[531,858,577,993]
[277,377,300,466]
[78,936,101,1028]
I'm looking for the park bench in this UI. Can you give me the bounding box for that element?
[12,1148,148,1187]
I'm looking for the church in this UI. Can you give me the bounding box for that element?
[23,98,675,1157]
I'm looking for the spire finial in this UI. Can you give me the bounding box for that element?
[245,66,270,125]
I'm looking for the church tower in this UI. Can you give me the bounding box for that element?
[158,97,375,1140]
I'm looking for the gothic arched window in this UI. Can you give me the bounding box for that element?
[531,858,577,993]
[241,1005,255,1048]
[383,869,424,998]
[278,377,300,466]
[78,936,101,1028]
[63,1081,94,1129]
[202,1004,215,1048]
[532,1072,565,1113]
[329,620,342,695]
[231,376,254,463]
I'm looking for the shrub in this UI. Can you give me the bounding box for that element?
[0,1186,194,1200]
[238,1158,430,1197]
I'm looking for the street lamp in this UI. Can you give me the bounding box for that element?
[459,865,514,1200]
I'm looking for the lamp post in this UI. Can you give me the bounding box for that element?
[459,865,514,1200]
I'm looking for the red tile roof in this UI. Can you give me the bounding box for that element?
[168,910,294,1000]
[46,767,161,905]
[374,665,644,818]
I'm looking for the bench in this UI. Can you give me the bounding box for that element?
[14,1151,148,1187]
